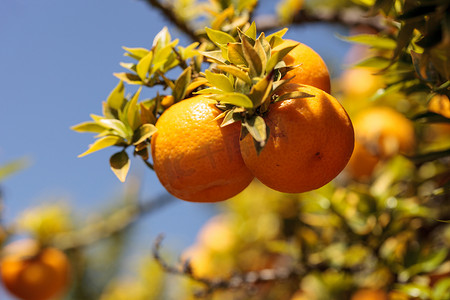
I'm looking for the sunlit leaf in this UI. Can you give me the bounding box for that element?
[211,5,234,29]
[78,136,124,157]
[200,50,228,64]
[0,158,30,182]
[217,64,252,84]
[152,27,171,49]
[205,27,235,47]
[185,77,209,95]
[173,66,192,101]
[122,47,149,60]
[113,73,143,85]
[71,121,106,133]
[205,70,234,92]
[107,81,125,111]
[274,91,314,103]
[136,51,153,80]
[127,87,142,131]
[132,124,157,145]
[244,21,257,40]
[432,277,450,300]
[242,37,263,77]
[227,43,247,66]
[97,119,132,140]
[248,71,274,108]
[267,40,298,72]
[110,151,130,182]
[213,92,253,108]
[220,108,241,127]
[338,34,397,50]
[266,28,288,44]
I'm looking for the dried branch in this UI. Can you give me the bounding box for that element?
[255,7,385,33]
[142,0,200,42]
[152,234,304,297]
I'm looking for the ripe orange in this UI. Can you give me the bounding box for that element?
[151,95,254,202]
[352,106,415,158]
[240,84,354,193]
[0,239,70,300]
[277,40,331,93]
[345,106,415,180]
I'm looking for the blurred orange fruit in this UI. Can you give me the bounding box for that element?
[351,289,388,300]
[428,94,450,119]
[151,95,254,202]
[340,67,384,97]
[0,239,70,300]
[240,84,354,193]
[346,106,415,180]
[277,40,331,93]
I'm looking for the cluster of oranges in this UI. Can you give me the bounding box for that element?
[151,40,355,202]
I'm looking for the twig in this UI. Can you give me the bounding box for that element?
[51,193,175,251]
[152,234,304,297]
[142,0,200,42]
[255,7,385,33]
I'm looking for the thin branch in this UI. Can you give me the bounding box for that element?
[142,0,200,42]
[51,193,175,251]
[152,234,304,298]
[255,8,385,33]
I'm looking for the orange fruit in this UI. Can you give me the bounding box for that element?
[277,39,331,93]
[428,94,450,119]
[0,239,70,300]
[353,107,415,158]
[340,67,384,97]
[351,289,388,300]
[151,95,254,202]
[239,84,354,193]
[346,140,380,181]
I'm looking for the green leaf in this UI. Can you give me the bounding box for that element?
[274,91,314,103]
[248,71,274,108]
[220,108,241,127]
[217,64,252,85]
[194,87,227,95]
[242,116,269,154]
[205,27,235,47]
[200,50,228,64]
[78,136,124,157]
[173,66,192,101]
[136,51,154,80]
[353,56,392,69]
[266,41,298,72]
[244,21,257,40]
[266,28,288,45]
[399,249,448,281]
[432,277,450,300]
[205,70,234,92]
[0,158,30,182]
[113,73,143,85]
[71,121,106,133]
[152,27,171,50]
[110,151,130,182]
[107,81,125,111]
[213,92,253,108]
[126,87,142,131]
[132,124,157,145]
[242,37,263,77]
[97,119,132,140]
[227,43,247,66]
[394,283,431,299]
[338,34,397,50]
[152,40,179,73]
[392,22,415,59]
[123,47,149,60]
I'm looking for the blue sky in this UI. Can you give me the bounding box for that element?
[0,0,351,297]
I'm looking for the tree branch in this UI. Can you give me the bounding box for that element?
[255,8,385,33]
[142,0,200,42]
[152,234,304,298]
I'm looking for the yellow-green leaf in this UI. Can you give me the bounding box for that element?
[123,47,149,60]
[113,73,143,85]
[205,27,235,47]
[267,40,299,72]
[71,121,106,133]
[132,124,158,145]
[266,28,288,44]
[217,65,252,85]
[338,34,397,50]
[136,51,153,80]
[205,70,234,92]
[213,92,253,108]
[107,81,125,111]
[242,37,263,77]
[244,21,257,40]
[78,136,124,157]
[97,119,131,140]
[110,151,130,182]
[227,43,247,66]
[127,87,142,131]
[200,50,228,64]
[173,66,192,101]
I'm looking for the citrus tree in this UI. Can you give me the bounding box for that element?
[1,0,449,299]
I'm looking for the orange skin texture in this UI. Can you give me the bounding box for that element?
[151,96,254,202]
[240,84,354,193]
[280,40,331,94]
[0,240,70,300]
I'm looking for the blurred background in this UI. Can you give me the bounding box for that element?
[1,0,418,299]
